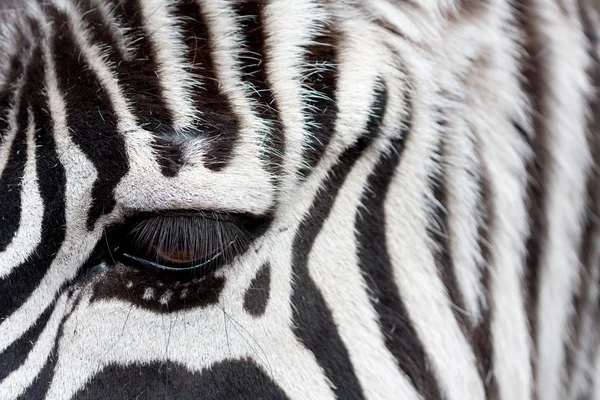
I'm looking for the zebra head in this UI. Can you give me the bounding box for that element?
[0,0,419,398]
[1,1,600,399]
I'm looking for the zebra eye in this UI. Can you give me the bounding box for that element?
[106,212,263,278]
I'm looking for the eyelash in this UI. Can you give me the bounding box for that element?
[103,211,263,278]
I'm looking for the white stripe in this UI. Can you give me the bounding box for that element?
[568,230,600,399]
[136,0,196,127]
[442,112,486,322]
[261,0,326,195]
[533,4,593,399]
[593,345,600,400]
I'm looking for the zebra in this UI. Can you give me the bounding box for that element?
[0,0,599,398]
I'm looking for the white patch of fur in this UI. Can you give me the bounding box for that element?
[158,289,172,305]
[142,287,155,301]
[358,0,446,44]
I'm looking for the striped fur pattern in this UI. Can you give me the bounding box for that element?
[0,0,599,398]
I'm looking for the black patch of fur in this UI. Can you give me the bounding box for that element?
[71,359,289,400]
[299,22,339,178]
[151,135,186,177]
[15,345,56,400]
[90,266,225,313]
[364,82,389,145]
[47,5,128,230]
[470,131,497,399]
[174,0,240,171]
[243,262,271,316]
[425,112,481,384]
[234,1,284,178]
[427,129,470,330]
[0,93,27,252]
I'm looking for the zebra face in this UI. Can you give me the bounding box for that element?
[0,0,416,398]
[3,0,600,399]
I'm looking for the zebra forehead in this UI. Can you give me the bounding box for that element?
[0,0,399,217]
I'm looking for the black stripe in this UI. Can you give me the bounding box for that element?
[0,305,53,382]
[0,89,27,253]
[290,82,387,400]
[174,0,240,171]
[355,92,443,399]
[103,0,174,130]
[426,119,472,338]
[97,0,182,177]
[0,49,25,143]
[76,0,129,63]
[0,45,67,321]
[513,1,550,392]
[70,360,289,400]
[299,21,339,178]
[47,6,128,230]
[471,129,498,399]
[234,1,284,178]
[428,115,498,396]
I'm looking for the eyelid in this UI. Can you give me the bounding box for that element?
[104,210,271,278]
